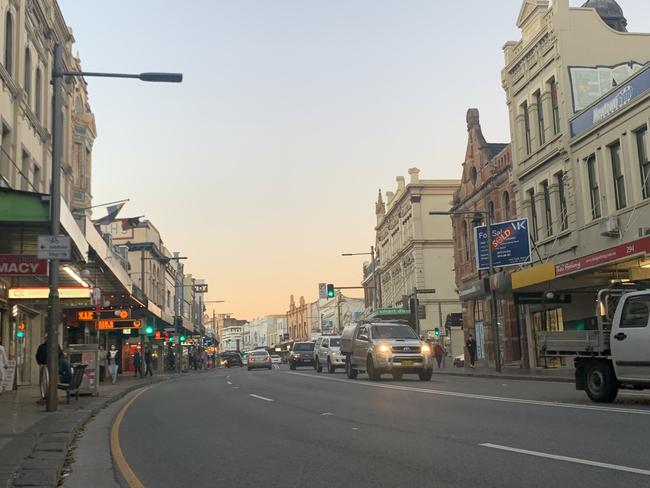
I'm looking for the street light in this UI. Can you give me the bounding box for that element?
[342,246,381,309]
[46,43,182,411]
[429,209,502,374]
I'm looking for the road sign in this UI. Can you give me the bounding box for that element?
[474,218,532,270]
[192,284,208,293]
[318,283,327,299]
[37,235,71,260]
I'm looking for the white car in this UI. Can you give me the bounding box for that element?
[315,335,345,373]
[271,354,281,364]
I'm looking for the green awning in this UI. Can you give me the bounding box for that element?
[0,189,49,222]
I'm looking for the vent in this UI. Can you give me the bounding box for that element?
[600,215,620,237]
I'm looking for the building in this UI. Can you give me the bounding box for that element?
[318,293,364,333]
[450,109,521,367]
[248,315,286,348]
[220,317,247,352]
[503,0,650,367]
[375,168,462,336]
[287,295,309,340]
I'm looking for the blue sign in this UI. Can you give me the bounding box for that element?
[474,218,532,271]
[570,65,650,138]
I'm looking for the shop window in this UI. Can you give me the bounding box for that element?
[609,140,626,210]
[556,171,568,231]
[636,126,650,199]
[586,155,601,220]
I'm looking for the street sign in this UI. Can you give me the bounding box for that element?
[37,235,71,260]
[0,255,48,276]
[318,283,327,299]
[474,218,532,270]
[192,284,208,293]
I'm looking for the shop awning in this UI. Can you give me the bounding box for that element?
[511,262,556,290]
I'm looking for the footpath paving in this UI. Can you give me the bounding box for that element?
[0,372,175,488]
[433,360,574,383]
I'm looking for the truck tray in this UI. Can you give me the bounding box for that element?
[537,330,610,357]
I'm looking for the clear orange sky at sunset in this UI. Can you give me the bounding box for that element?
[57,1,650,319]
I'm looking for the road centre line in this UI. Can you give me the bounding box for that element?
[480,443,650,476]
[250,394,274,402]
[227,381,232,385]
[287,372,650,416]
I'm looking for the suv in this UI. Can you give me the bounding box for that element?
[340,322,433,381]
[315,336,344,373]
[289,342,315,370]
[220,352,242,368]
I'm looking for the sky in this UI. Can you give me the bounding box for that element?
[57,0,650,320]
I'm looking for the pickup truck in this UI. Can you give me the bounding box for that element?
[340,322,433,381]
[537,288,650,403]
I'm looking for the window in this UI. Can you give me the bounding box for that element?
[23,49,31,104]
[20,150,30,191]
[610,141,626,210]
[556,171,568,231]
[34,68,42,120]
[503,191,511,220]
[620,296,650,328]
[32,164,40,192]
[4,12,13,75]
[587,155,601,219]
[462,220,469,261]
[522,101,532,154]
[470,166,477,186]
[535,91,545,145]
[637,127,650,199]
[528,190,538,241]
[488,200,494,222]
[549,78,560,135]
[542,181,553,237]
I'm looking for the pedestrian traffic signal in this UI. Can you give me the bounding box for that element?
[145,324,154,335]
[434,328,440,337]
[16,322,25,338]
[16,330,24,338]
[326,284,335,298]
[180,335,186,342]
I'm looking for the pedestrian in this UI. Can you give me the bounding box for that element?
[108,345,119,384]
[434,342,445,369]
[0,337,8,393]
[58,347,72,384]
[133,349,143,378]
[144,348,154,377]
[98,345,107,383]
[35,338,48,403]
[466,334,477,369]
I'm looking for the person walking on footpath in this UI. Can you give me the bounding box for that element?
[35,338,48,403]
[108,345,119,384]
[466,334,477,369]
[0,337,7,393]
[434,342,445,369]
[144,348,154,377]
[98,345,107,383]
[133,349,143,378]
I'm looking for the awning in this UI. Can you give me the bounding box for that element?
[511,262,556,290]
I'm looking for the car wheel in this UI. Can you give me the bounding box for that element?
[585,361,618,403]
[268,366,272,370]
[247,367,252,371]
[392,372,403,381]
[290,364,296,371]
[367,356,380,381]
[419,369,433,381]
[316,357,323,373]
[345,356,358,379]
[327,358,335,374]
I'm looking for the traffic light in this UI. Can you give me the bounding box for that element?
[434,328,440,338]
[180,335,187,342]
[326,284,335,298]
[16,322,26,339]
[145,324,154,335]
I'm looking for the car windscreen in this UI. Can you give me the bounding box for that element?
[251,351,268,356]
[371,325,418,339]
[329,338,340,347]
[293,343,314,351]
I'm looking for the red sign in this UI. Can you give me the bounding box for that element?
[555,236,650,276]
[0,255,48,276]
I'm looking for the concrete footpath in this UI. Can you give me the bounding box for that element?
[0,373,173,488]
[432,360,574,383]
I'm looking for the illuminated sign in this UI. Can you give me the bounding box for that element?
[77,311,95,321]
[98,319,142,330]
[0,255,48,276]
[77,309,130,321]
[9,287,91,300]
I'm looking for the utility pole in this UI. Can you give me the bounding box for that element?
[485,203,502,374]
[140,249,145,378]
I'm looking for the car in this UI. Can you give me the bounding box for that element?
[313,336,325,368]
[247,350,272,370]
[220,352,243,368]
[453,354,465,368]
[289,342,315,370]
[241,352,250,366]
[271,354,282,364]
[315,336,344,373]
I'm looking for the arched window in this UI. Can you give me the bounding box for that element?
[470,166,477,186]
[34,67,42,120]
[4,12,13,75]
[488,200,495,221]
[24,49,31,104]
[75,96,83,114]
[503,191,511,220]
[462,220,469,261]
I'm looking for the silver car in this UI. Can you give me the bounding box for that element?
[315,336,344,373]
[247,350,272,370]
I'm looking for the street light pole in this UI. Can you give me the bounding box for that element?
[342,247,381,310]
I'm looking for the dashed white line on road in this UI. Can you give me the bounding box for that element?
[287,372,650,416]
[480,443,650,476]
[250,394,274,402]
[320,412,334,416]
[232,387,240,390]
[227,381,232,385]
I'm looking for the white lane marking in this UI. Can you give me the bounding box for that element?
[287,372,650,416]
[620,392,650,398]
[480,443,650,476]
[227,381,232,385]
[352,427,359,430]
[250,394,274,402]
[232,387,240,390]
[320,412,334,416]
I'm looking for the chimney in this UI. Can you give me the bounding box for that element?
[408,167,420,184]
[396,176,405,192]
[386,191,395,207]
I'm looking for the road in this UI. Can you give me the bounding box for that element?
[113,366,650,487]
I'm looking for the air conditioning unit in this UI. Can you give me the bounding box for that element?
[639,227,650,238]
[600,215,620,237]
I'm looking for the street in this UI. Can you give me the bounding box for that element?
[108,368,650,488]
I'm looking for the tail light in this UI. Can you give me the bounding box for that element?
[249,357,255,362]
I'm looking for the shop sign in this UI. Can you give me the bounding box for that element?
[0,255,48,276]
[0,360,17,391]
[98,319,142,330]
[76,309,130,321]
[9,287,92,299]
[555,236,650,277]
[514,293,572,305]
[475,218,532,270]
[458,279,489,300]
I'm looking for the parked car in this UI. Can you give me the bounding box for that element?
[315,336,344,373]
[241,352,250,366]
[247,350,272,370]
[289,342,315,370]
[271,354,282,364]
[220,352,243,368]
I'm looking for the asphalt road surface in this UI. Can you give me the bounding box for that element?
[115,366,650,487]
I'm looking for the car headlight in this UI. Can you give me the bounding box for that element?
[421,343,431,354]
[378,344,391,354]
